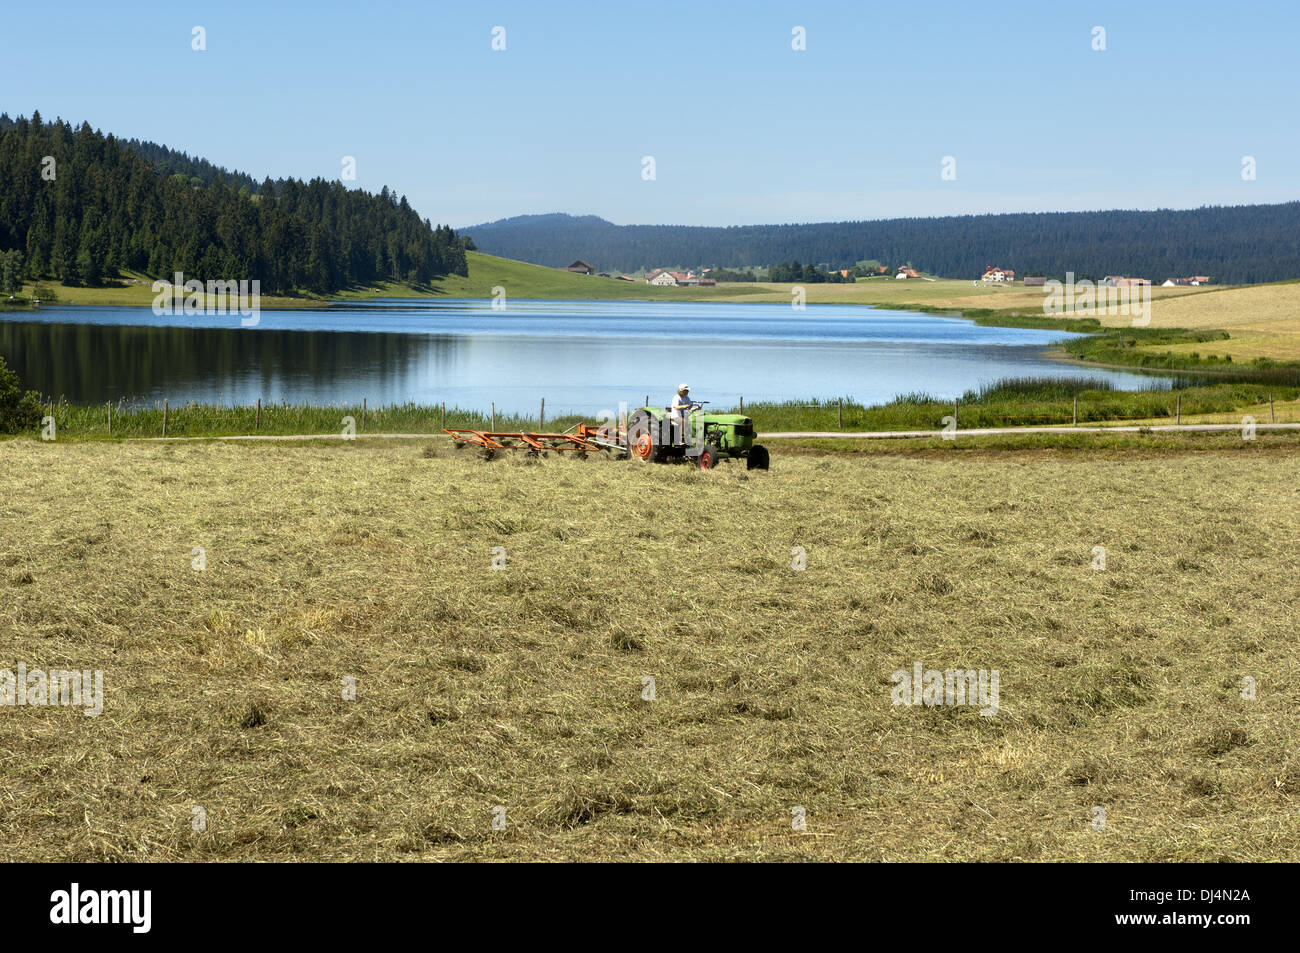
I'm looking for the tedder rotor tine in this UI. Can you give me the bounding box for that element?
[444,422,626,454]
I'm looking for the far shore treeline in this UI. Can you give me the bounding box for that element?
[466,208,1300,284]
[0,112,467,295]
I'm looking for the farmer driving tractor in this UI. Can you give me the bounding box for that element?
[445,383,767,470]
[671,383,702,441]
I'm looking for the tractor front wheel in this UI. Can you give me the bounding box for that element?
[697,444,722,470]
[747,445,770,470]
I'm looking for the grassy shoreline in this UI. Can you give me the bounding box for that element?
[19,376,1300,442]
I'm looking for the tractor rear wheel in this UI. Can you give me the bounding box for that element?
[627,410,664,463]
[697,444,722,470]
[747,444,770,470]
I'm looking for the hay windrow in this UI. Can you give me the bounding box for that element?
[1,438,1296,861]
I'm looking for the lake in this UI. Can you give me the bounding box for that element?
[0,298,1167,414]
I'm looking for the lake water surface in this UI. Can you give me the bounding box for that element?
[0,298,1167,413]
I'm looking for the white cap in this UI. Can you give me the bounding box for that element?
[678,383,690,392]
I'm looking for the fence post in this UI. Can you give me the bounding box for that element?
[837,397,843,429]
[440,402,446,432]
[1072,394,1078,427]
[362,397,366,432]
[539,397,545,431]
[954,397,959,429]
[107,402,112,435]
[1176,394,1181,425]
[739,395,743,413]
[491,402,496,432]
[256,398,261,430]
[162,399,168,438]
[1270,394,1275,423]
[644,394,649,408]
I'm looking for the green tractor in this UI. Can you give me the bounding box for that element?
[625,403,770,470]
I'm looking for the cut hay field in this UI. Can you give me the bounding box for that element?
[2,438,1298,861]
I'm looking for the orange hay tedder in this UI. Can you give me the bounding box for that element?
[445,405,769,469]
[444,423,626,459]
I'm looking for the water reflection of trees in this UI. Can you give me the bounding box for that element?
[0,322,462,405]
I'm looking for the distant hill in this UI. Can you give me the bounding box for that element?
[465,205,1300,284]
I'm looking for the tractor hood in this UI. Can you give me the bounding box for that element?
[700,414,752,428]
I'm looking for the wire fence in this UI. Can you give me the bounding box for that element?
[730,394,1299,432]
[7,390,1297,440]
[17,398,592,439]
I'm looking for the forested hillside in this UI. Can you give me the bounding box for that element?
[0,112,467,294]
[465,206,1300,284]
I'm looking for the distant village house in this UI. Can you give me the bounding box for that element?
[562,260,594,275]
[644,267,715,286]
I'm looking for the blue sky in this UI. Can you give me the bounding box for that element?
[3,0,1297,228]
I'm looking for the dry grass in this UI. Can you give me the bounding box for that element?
[712,277,1209,314]
[2,437,1298,861]
[1117,282,1300,331]
[713,279,1300,363]
[1109,283,1300,364]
